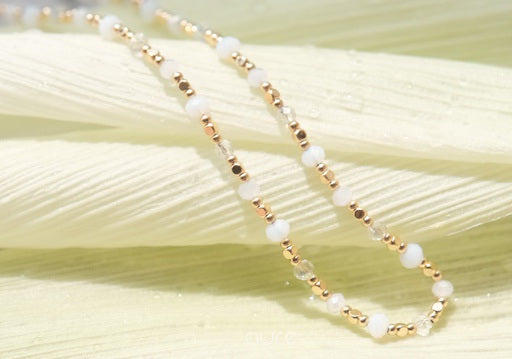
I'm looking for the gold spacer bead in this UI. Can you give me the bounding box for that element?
[255,203,271,217]
[341,305,351,317]
[311,280,326,295]
[396,323,408,337]
[358,315,368,327]
[264,213,275,224]
[407,323,417,335]
[172,72,184,82]
[348,201,358,211]
[231,162,244,175]
[288,121,300,130]
[299,140,310,150]
[235,55,248,67]
[316,163,328,173]
[328,180,339,190]
[185,88,196,97]
[428,310,440,323]
[203,122,217,136]
[382,233,392,244]
[178,79,191,92]
[245,62,256,72]
[320,290,332,301]
[211,134,222,143]
[282,245,298,259]
[320,170,335,184]
[264,88,280,104]
[433,270,442,281]
[397,242,408,253]
[280,238,291,248]
[227,155,237,164]
[438,297,448,307]
[260,81,272,92]
[200,115,211,125]
[423,261,436,277]
[154,55,164,65]
[419,259,427,268]
[290,255,301,266]
[353,207,366,220]
[292,128,307,142]
[362,215,372,226]
[348,309,362,325]
[251,197,262,207]
[432,301,444,313]
[387,323,397,335]
[387,236,400,251]
[273,98,284,108]
[307,276,318,286]
[239,172,250,182]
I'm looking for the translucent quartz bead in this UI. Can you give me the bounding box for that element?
[432,280,454,298]
[326,293,346,314]
[399,243,424,269]
[367,313,389,338]
[99,15,121,40]
[265,219,290,242]
[293,259,314,280]
[301,145,325,167]
[215,140,233,160]
[415,315,433,336]
[238,179,260,200]
[332,186,352,207]
[278,106,296,124]
[129,33,148,57]
[368,220,387,241]
[247,68,268,88]
[216,36,241,59]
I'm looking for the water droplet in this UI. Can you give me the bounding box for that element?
[309,107,320,118]
[341,94,365,112]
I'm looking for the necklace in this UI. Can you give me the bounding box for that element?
[0,2,453,339]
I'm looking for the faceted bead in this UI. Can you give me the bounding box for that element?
[415,315,433,336]
[99,15,121,40]
[368,220,387,241]
[279,106,296,124]
[159,59,180,79]
[301,145,325,167]
[432,280,454,298]
[129,33,148,56]
[399,243,424,269]
[332,186,352,207]
[238,179,260,200]
[247,68,268,88]
[185,95,210,119]
[265,219,290,242]
[326,293,345,314]
[216,36,241,59]
[215,140,233,160]
[293,259,314,280]
[367,313,389,338]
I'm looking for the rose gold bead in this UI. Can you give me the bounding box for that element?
[341,306,351,317]
[255,204,271,217]
[239,172,250,182]
[235,55,247,67]
[290,255,301,265]
[423,261,435,277]
[329,180,339,190]
[362,215,372,226]
[211,134,222,143]
[433,270,442,281]
[230,51,241,60]
[178,79,191,92]
[231,162,244,175]
[358,315,368,327]
[307,276,318,286]
[288,121,300,130]
[260,81,272,92]
[311,280,327,295]
[280,238,291,248]
[387,236,400,251]
[299,140,310,150]
[154,55,164,65]
[245,62,256,72]
[316,163,328,173]
[419,259,427,268]
[251,197,262,207]
[292,129,307,142]
[348,201,358,211]
[203,122,216,136]
[264,88,280,104]
[348,309,362,325]
[320,290,332,301]
[227,155,237,164]
[354,207,366,220]
[273,98,284,108]
[320,170,335,184]
[387,323,397,335]
[396,323,408,337]
[407,323,417,335]
[382,233,392,244]
[397,242,407,253]
[283,245,298,259]
[200,115,211,125]
[264,213,276,224]
[172,72,184,82]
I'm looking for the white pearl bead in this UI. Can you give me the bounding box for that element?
[216,36,241,59]
[159,59,180,79]
[140,0,158,23]
[22,6,40,27]
[247,68,268,87]
[185,95,210,119]
[332,186,352,207]
[367,313,389,338]
[301,145,325,167]
[99,15,121,40]
[265,219,290,242]
[399,243,424,269]
[432,280,454,298]
[237,179,260,200]
[326,293,345,314]
[293,259,314,280]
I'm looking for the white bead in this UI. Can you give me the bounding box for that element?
[326,293,345,314]
[22,6,40,27]
[129,33,147,56]
[237,180,260,200]
[72,8,88,27]
[159,59,180,79]
[368,220,387,241]
[432,280,454,298]
[99,15,121,40]
[332,186,352,207]
[167,15,182,35]
[216,36,241,59]
[301,145,325,167]
[265,219,290,242]
[140,0,158,23]
[293,259,314,280]
[367,313,389,338]
[185,95,210,119]
[399,243,424,269]
[247,68,268,88]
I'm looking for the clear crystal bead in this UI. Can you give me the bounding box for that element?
[368,220,387,241]
[129,33,148,57]
[215,140,233,160]
[278,106,296,124]
[293,259,314,281]
[415,315,433,336]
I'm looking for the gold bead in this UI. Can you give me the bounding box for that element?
[282,245,298,259]
[203,122,217,136]
[348,201,358,211]
[255,203,271,217]
[280,238,291,248]
[396,323,408,337]
[353,207,366,220]
[292,129,307,142]
[432,301,444,313]
[273,98,284,108]
[227,155,237,164]
[251,198,262,207]
[423,261,436,277]
[358,315,368,327]
[264,213,275,223]
[211,134,222,143]
[311,280,326,295]
[438,297,448,307]
[348,309,362,325]
[245,62,256,72]
[328,180,339,190]
[320,170,335,184]
[264,88,280,104]
[320,290,332,301]
[407,323,417,335]
[290,255,301,265]
[433,270,442,281]
[419,259,427,268]
[307,276,318,286]
[239,172,250,182]
[260,81,272,92]
[387,236,400,251]
[316,163,328,173]
[172,72,184,82]
[397,242,407,253]
[154,55,164,65]
[288,121,300,130]
[299,140,310,150]
[382,233,392,244]
[185,88,196,97]
[178,79,191,92]
[231,162,244,175]
[341,305,351,317]
[387,323,397,335]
